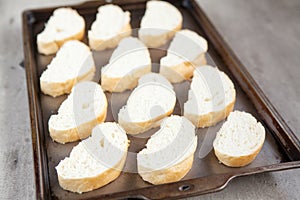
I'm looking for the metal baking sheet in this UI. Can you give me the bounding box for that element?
[22,0,300,199]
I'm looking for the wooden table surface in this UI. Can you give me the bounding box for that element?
[0,0,299,199]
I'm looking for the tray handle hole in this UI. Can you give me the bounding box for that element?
[178,184,194,192]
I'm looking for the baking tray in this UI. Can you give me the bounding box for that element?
[22,0,300,199]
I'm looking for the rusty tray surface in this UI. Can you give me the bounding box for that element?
[22,0,300,199]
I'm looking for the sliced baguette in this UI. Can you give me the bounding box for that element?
[213,111,265,167]
[118,73,176,134]
[37,8,85,55]
[160,29,208,83]
[49,81,107,144]
[184,65,236,128]
[101,37,151,92]
[88,4,132,51]
[56,122,129,193]
[40,40,96,97]
[138,0,183,47]
[137,115,197,185]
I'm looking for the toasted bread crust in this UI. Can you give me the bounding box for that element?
[138,154,194,185]
[89,23,132,51]
[49,101,107,144]
[160,53,207,83]
[214,140,264,167]
[184,99,235,128]
[139,22,182,48]
[118,107,174,135]
[101,64,151,92]
[40,67,95,97]
[58,153,127,193]
[37,25,85,55]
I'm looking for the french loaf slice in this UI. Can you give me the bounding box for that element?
[40,40,96,97]
[49,81,107,144]
[184,65,236,128]
[118,73,176,134]
[160,29,208,83]
[137,115,197,185]
[213,111,265,167]
[138,0,183,47]
[56,122,129,193]
[88,4,132,51]
[37,8,85,55]
[101,37,151,92]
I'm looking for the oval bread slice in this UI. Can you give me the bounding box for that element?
[88,4,132,51]
[56,122,129,193]
[37,8,85,55]
[49,81,107,144]
[138,0,183,47]
[160,29,208,83]
[137,115,197,185]
[40,40,96,97]
[213,111,265,167]
[101,37,151,92]
[184,65,236,127]
[118,73,176,134]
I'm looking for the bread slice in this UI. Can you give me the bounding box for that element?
[160,29,208,83]
[56,122,129,193]
[49,81,107,144]
[37,8,85,55]
[213,111,265,167]
[101,37,151,92]
[184,65,236,128]
[118,73,176,134]
[137,115,197,185]
[138,0,183,48]
[88,4,132,51]
[40,40,96,97]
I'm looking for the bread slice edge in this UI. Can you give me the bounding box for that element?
[184,98,235,128]
[138,154,194,185]
[49,107,107,144]
[57,152,127,193]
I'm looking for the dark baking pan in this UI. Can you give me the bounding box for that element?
[22,0,300,199]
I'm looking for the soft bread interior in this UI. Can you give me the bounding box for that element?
[213,111,265,157]
[137,115,197,171]
[118,73,176,124]
[40,40,95,94]
[88,5,130,41]
[160,29,208,67]
[101,37,151,92]
[138,0,182,46]
[184,65,235,116]
[101,37,151,78]
[139,1,182,35]
[49,81,107,133]
[37,8,85,54]
[56,122,128,179]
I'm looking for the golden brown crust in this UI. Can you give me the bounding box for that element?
[40,67,95,97]
[58,153,127,193]
[160,53,207,83]
[119,108,174,135]
[101,65,151,92]
[138,154,194,185]
[89,23,132,51]
[214,142,264,167]
[56,29,85,47]
[49,100,107,144]
[184,99,235,128]
[139,22,182,48]
[37,28,85,55]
